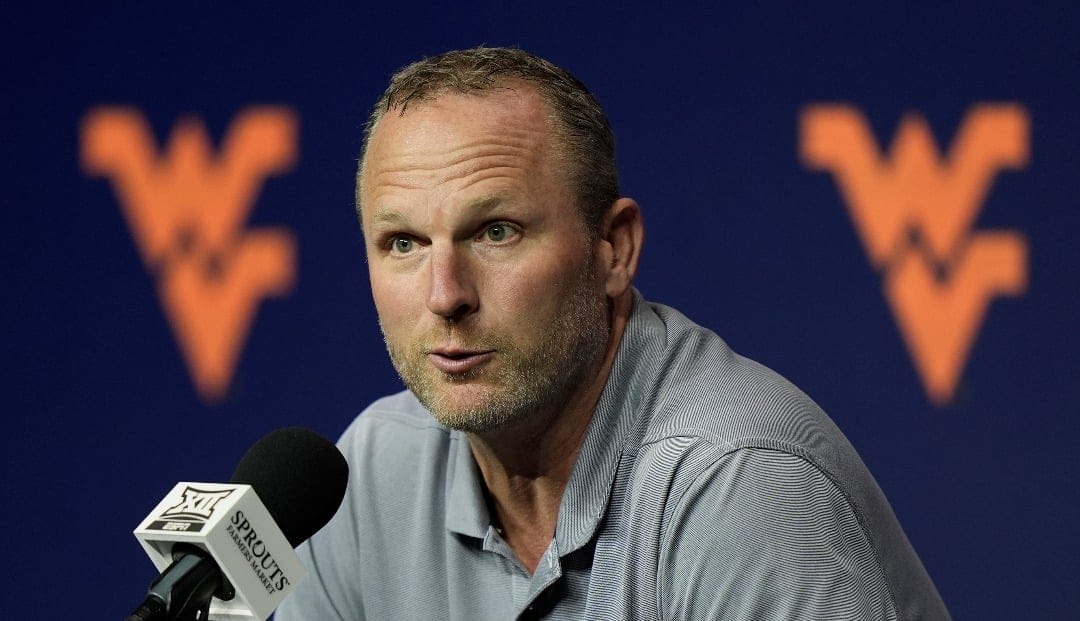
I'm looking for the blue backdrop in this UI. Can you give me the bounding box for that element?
[4,3,1078,619]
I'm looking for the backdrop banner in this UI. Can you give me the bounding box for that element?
[5,4,1078,619]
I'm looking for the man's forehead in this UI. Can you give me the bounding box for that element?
[360,86,559,192]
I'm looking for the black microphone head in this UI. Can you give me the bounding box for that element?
[230,427,349,548]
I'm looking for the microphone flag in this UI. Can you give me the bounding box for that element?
[134,482,306,620]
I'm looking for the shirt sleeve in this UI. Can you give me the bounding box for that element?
[659,447,900,620]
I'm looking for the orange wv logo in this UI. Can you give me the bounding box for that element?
[800,104,1028,405]
[81,107,298,403]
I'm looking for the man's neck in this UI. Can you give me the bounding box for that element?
[466,292,632,574]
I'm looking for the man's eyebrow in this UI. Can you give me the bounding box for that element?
[466,195,505,216]
[370,196,509,228]
[369,206,419,231]
[369,208,409,228]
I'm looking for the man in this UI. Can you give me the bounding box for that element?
[277,47,949,620]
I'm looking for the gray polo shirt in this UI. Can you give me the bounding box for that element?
[276,293,949,620]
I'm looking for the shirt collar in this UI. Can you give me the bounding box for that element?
[445,431,490,538]
[554,289,666,554]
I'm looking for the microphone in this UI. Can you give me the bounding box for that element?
[125,427,349,621]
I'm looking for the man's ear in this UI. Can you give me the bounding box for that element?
[597,197,644,298]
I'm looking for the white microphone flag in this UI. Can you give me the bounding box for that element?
[134,482,307,620]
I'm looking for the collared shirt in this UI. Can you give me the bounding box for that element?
[276,293,950,620]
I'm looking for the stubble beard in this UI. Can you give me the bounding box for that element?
[382,268,610,434]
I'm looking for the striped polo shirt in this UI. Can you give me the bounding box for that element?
[276,292,950,620]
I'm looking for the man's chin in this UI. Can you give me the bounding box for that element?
[416,384,494,423]
[428,405,518,435]
[413,384,515,432]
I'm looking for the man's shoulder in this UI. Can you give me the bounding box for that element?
[630,299,950,620]
[639,299,845,461]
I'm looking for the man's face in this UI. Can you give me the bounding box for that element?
[360,87,610,433]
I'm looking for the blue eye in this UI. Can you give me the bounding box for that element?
[482,223,521,244]
[486,224,508,242]
[392,237,414,253]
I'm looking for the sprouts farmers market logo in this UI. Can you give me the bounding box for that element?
[800,103,1029,406]
[226,509,294,593]
[81,107,298,403]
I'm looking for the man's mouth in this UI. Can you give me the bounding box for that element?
[427,349,495,374]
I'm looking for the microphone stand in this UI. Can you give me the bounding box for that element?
[124,544,235,621]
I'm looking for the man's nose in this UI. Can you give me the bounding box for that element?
[426,244,478,321]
